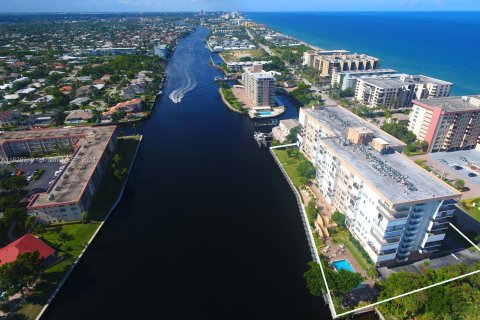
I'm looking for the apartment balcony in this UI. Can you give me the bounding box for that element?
[377,201,411,221]
[371,227,401,246]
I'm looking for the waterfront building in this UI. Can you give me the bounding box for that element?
[226,60,271,72]
[313,52,380,77]
[0,234,56,266]
[331,69,397,90]
[354,74,453,109]
[87,47,136,56]
[153,44,168,58]
[408,96,480,152]
[0,126,117,223]
[272,119,300,143]
[298,106,461,266]
[242,64,276,107]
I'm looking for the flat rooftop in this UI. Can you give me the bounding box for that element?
[361,77,405,89]
[336,68,397,76]
[303,107,460,204]
[303,107,405,149]
[414,96,480,112]
[322,137,460,205]
[21,126,117,208]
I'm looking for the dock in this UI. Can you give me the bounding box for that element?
[253,132,273,147]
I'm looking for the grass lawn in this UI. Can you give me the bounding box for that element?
[332,230,370,271]
[220,49,269,63]
[16,222,101,319]
[13,136,141,319]
[89,135,141,221]
[460,197,480,222]
[272,148,305,190]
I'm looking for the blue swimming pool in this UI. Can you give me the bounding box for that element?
[332,259,355,272]
[257,111,273,114]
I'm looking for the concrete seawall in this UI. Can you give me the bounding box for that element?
[35,135,143,320]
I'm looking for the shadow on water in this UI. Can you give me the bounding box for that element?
[42,28,331,320]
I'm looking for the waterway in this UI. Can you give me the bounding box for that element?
[42,28,328,319]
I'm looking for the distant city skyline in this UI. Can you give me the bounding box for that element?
[2,0,480,13]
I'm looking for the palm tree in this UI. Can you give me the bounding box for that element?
[58,232,74,250]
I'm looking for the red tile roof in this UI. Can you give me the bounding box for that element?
[0,233,56,266]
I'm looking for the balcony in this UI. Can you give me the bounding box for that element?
[377,202,411,221]
[371,228,401,245]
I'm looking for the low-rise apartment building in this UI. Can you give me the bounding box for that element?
[242,64,276,107]
[409,96,480,152]
[298,106,461,266]
[355,74,452,109]
[0,126,118,223]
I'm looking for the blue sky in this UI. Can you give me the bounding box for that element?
[2,0,480,12]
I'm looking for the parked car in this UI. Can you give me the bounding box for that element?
[468,173,477,177]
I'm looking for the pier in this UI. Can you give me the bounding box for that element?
[253,132,273,147]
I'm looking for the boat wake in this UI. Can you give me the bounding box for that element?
[168,45,199,103]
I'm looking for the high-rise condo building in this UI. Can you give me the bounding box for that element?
[298,106,461,266]
[409,96,480,152]
[242,64,276,107]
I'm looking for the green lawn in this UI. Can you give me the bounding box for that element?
[460,197,480,222]
[14,135,141,319]
[272,148,304,189]
[332,230,370,271]
[16,222,100,319]
[89,135,141,221]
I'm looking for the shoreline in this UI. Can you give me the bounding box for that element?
[218,88,245,114]
[34,135,143,320]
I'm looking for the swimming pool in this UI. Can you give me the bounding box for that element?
[332,259,355,272]
[257,111,273,116]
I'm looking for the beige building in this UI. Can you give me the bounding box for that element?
[298,106,461,266]
[242,64,276,107]
[408,96,480,152]
[315,53,380,77]
[0,126,118,223]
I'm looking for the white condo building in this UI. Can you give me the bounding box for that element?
[355,74,453,109]
[298,106,461,266]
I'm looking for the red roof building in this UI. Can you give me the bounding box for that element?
[0,234,56,266]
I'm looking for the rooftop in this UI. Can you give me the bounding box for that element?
[3,126,118,208]
[0,233,55,266]
[414,96,480,113]
[303,107,405,149]
[303,107,460,205]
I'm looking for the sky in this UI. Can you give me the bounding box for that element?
[1,0,480,12]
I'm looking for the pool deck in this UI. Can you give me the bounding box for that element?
[322,239,377,304]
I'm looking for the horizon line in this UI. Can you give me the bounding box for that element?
[1,10,480,14]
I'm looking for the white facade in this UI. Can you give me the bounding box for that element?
[298,107,461,266]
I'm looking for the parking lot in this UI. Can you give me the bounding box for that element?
[420,149,480,199]
[1,158,65,195]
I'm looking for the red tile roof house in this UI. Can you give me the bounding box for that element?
[0,234,56,266]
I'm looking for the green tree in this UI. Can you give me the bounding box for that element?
[331,211,345,227]
[0,252,42,297]
[327,269,363,295]
[0,176,28,193]
[297,161,316,180]
[58,232,74,249]
[304,261,325,297]
[454,179,465,190]
[2,208,27,227]
[81,211,91,224]
[0,195,18,210]
[285,126,300,144]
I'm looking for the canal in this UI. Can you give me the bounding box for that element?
[42,28,330,320]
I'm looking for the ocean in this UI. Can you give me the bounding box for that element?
[246,12,480,95]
